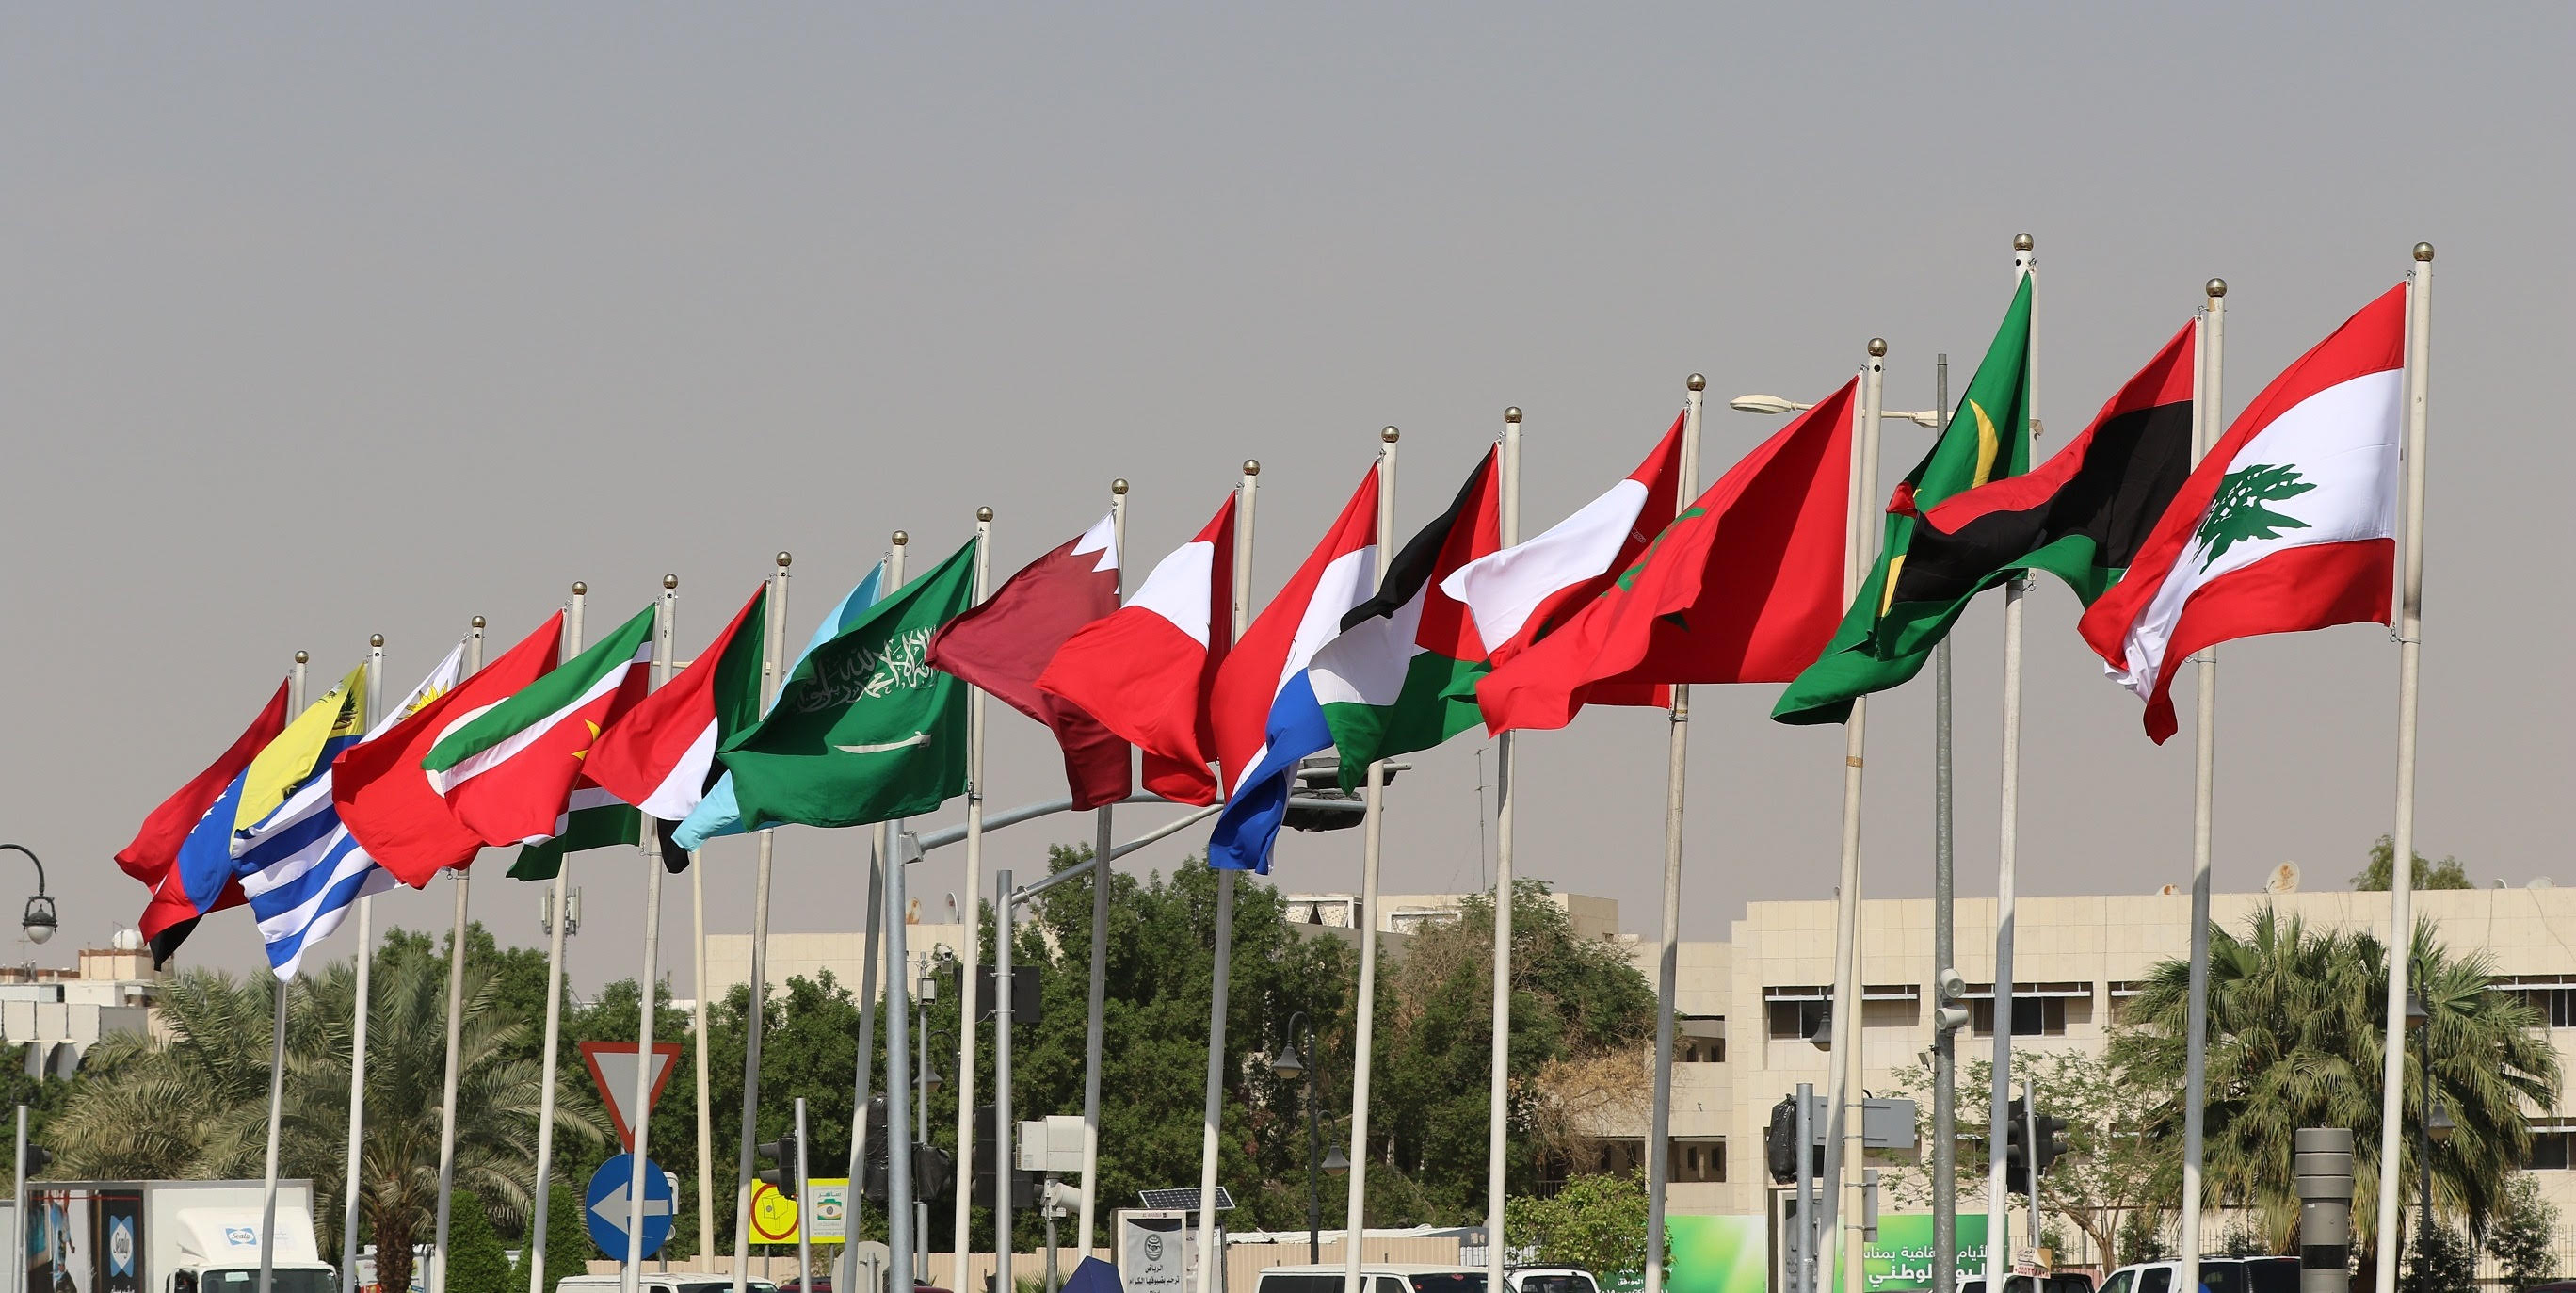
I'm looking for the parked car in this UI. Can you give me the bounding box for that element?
[1255,1267,1489,1293]
[557,1277,782,1293]
[2098,1256,2297,1293]
[1962,1275,2094,1293]
[1504,1269,1599,1293]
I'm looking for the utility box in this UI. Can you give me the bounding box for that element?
[2295,1126,2355,1292]
[1018,1115,1086,1174]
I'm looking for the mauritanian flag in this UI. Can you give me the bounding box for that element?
[1773,275,2034,725]
[1309,448,1501,786]
[423,603,657,848]
[1875,319,2198,659]
[2081,283,2407,743]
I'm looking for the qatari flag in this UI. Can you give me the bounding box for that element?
[928,513,1134,809]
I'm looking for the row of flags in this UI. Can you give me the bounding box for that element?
[114,270,2414,974]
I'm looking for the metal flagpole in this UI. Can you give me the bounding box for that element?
[2372,242,2436,1293]
[1988,234,2037,1282]
[694,849,715,1262]
[1195,461,1258,1293]
[342,636,384,1293]
[1814,347,1869,1265]
[732,552,793,1293]
[529,585,587,1293]
[1341,429,1398,1293]
[1929,352,1958,1291]
[431,617,486,1293]
[2177,279,2227,1293]
[1078,479,1131,1257]
[1641,376,1707,1293]
[1484,412,1521,1288]
[836,836,884,1293]
[942,509,996,1287]
[257,652,307,1293]
[622,578,679,1293]
[995,866,1017,1293]
[1833,344,1887,1292]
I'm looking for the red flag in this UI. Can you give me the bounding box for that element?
[928,513,1134,810]
[119,679,290,953]
[586,584,767,823]
[334,614,562,886]
[1038,493,1236,805]
[1477,380,1856,733]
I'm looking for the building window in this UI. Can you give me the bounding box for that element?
[1669,1138,1726,1183]
[2108,980,2150,1026]
[1767,989,1831,1041]
[2527,1128,2576,1170]
[1964,983,2091,1037]
[2496,977,2576,1028]
[1677,1016,1725,1063]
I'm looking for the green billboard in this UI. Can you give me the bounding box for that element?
[1653,1212,2001,1292]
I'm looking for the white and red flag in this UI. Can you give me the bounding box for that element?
[2080,283,2407,742]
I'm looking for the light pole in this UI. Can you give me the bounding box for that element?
[1269,1011,1331,1264]
[2405,992,2455,1273]
[0,847,57,947]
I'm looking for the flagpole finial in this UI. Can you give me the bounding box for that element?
[371,634,384,648]
[2206,278,2228,299]
[296,651,309,664]
[1112,478,1129,495]
[1504,407,1521,424]
[777,551,793,567]
[2013,232,2034,251]
[1381,427,1399,444]
[1243,460,1261,477]
[977,506,994,523]
[2414,242,2435,262]
[892,531,908,546]
[664,574,679,590]
[1868,338,1887,358]
[572,581,587,595]
[1687,374,1705,392]
[473,616,486,629]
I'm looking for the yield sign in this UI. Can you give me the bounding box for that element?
[580,1041,684,1151]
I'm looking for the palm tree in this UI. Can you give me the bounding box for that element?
[2112,908,2556,1276]
[50,951,607,1293]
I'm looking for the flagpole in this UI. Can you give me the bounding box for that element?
[431,616,485,1293]
[1929,350,1958,1293]
[733,553,793,1293]
[1078,478,1132,1258]
[2177,279,2226,1293]
[528,585,586,1293]
[622,577,679,1293]
[1482,414,1525,1289]
[256,651,306,1293]
[1331,429,1399,1293]
[855,540,900,1293]
[916,516,990,1292]
[1828,343,1886,1293]
[1986,234,2036,1283]
[693,844,715,1263]
[1195,461,1258,1293]
[341,635,383,1293]
[2372,242,2436,1293]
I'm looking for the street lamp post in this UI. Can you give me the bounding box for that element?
[2406,992,2455,1273]
[0,847,56,946]
[1271,1012,1325,1263]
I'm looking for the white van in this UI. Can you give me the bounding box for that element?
[1253,1267,1488,1293]
[555,1276,781,1293]
[1503,1270,1600,1293]
[2098,1257,2298,1293]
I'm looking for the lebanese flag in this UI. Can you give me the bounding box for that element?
[2080,283,2407,743]
[928,513,1133,811]
[1038,494,1236,805]
[425,602,658,847]
[1477,380,1855,733]
[334,614,562,886]
[586,584,768,823]
[122,679,291,964]
[1440,412,1684,679]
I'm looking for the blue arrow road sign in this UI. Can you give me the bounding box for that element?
[585,1154,676,1260]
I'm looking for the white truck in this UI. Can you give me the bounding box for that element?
[14,1180,336,1293]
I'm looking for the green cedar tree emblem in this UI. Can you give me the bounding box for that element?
[2196,463,2316,569]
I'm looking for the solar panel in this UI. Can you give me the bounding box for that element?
[1136,1187,1235,1212]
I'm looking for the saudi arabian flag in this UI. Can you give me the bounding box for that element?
[718,536,979,832]
[1772,275,2032,725]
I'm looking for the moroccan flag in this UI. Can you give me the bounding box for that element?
[335,614,563,887]
[1038,494,1237,806]
[586,584,768,824]
[1309,448,1502,786]
[1478,380,1855,733]
[425,602,657,849]
[1874,319,2198,659]
[927,514,1133,811]
[2081,283,2407,743]
[1773,276,2034,725]
[122,679,291,966]
[720,535,981,832]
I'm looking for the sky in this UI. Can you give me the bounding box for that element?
[3,5,2568,994]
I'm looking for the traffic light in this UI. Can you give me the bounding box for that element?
[2003,1096,2031,1196]
[861,1095,892,1203]
[970,1106,1033,1209]
[2033,1112,2071,1174]
[913,1145,957,1203]
[22,1141,51,1179]
[1281,754,1402,832]
[1763,1095,1824,1184]
[756,1134,798,1203]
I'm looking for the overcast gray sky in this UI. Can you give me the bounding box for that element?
[5,5,2568,993]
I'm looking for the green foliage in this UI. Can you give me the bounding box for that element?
[2115,1211,2172,1266]
[2399,1221,2476,1293]
[2487,1174,2560,1289]
[1502,1172,1663,1280]
[2352,835,2472,892]
[541,1182,593,1288]
[444,1191,513,1293]
[2215,1220,2267,1257]
[2111,907,2556,1262]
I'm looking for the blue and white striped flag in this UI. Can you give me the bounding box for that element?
[237,645,464,978]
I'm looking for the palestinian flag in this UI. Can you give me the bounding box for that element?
[2081,283,2407,743]
[423,603,657,848]
[1773,275,2033,725]
[1873,319,2198,659]
[1307,448,1503,787]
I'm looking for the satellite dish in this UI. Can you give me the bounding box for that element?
[2532,877,2558,891]
[2267,862,2302,894]
[2158,884,2179,897]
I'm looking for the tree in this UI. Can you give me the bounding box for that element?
[2487,1174,2559,1290]
[2351,835,2471,892]
[540,1183,594,1290]
[2111,907,2557,1279]
[2399,1221,2475,1293]
[1503,1171,1664,1281]
[444,1191,513,1293]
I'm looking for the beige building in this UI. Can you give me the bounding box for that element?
[0,933,163,1074]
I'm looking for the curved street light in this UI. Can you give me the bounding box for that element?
[1270,1010,1328,1262]
[0,846,55,945]
[1731,394,1945,428]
